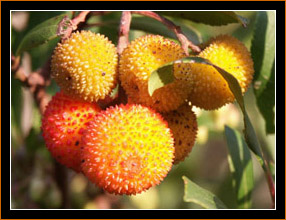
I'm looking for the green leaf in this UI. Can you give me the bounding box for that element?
[148,57,206,96]
[225,126,254,208]
[148,56,266,169]
[148,64,174,96]
[251,11,275,134]
[158,11,248,27]
[16,14,70,55]
[182,176,227,209]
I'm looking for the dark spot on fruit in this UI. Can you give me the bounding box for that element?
[102,72,106,76]
[81,159,85,163]
[75,141,79,146]
[178,140,182,145]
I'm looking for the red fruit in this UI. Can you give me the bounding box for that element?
[81,104,174,195]
[41,91,101,172]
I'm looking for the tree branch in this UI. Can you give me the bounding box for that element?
[117,11,132,54]
[12,54,51,115]
[263,159,275,207]
[61,11,90,41]
[131,11,201,55]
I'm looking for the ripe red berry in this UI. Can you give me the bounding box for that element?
[41,91,101,172]
[81,104,175,195]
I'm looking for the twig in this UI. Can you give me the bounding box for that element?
[131,11,201,55]
[60,11,90,41]
[90,11,112,16]
[72,11,90,27]
[12,54,51,115]
[263,159,275,207]
[117,11,132,54]
[12,54,70,208]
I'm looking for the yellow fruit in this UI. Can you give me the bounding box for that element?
[176,35,254,110]
[119,35,189,112]
[51,31,118,102]
[81,104,174,195]
[163,104,198,164]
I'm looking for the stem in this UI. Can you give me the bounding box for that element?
[117,11,132,54]
[60,11,90,41]
[131,11,201,55]
[12,55,51,114]
[12,54,71,208]
[72,11,90,27]
[263,159,275,207]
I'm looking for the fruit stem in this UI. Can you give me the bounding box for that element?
[131,11,202,55]
[60,11,90,41]
[72,11,90,26]
[117,11,132,54]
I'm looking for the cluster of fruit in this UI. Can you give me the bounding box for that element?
[41,30,254,195]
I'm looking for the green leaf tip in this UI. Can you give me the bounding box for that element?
[148,63,174,96]
[182,176,227,209]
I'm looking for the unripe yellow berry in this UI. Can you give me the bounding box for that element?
[119,35,189,112]
[51,31,118,102]
[163,104,198,164]
[176,35,254,110]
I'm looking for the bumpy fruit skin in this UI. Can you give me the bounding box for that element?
[177,35,254,110]
[81,104,174,195]
[51,31,118,102]
[119,35,189,112]
[163,104,198,164]
[41,91,101,172]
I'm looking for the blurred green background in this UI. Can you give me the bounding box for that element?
[11,11,274,209]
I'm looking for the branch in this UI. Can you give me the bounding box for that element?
[12,54,51,115]
[131,11,201,55]
[117,11,132,54]
[263,159,275,207]
[72,11,90,27]
[12,53,70,208]
[61,11,90,41]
